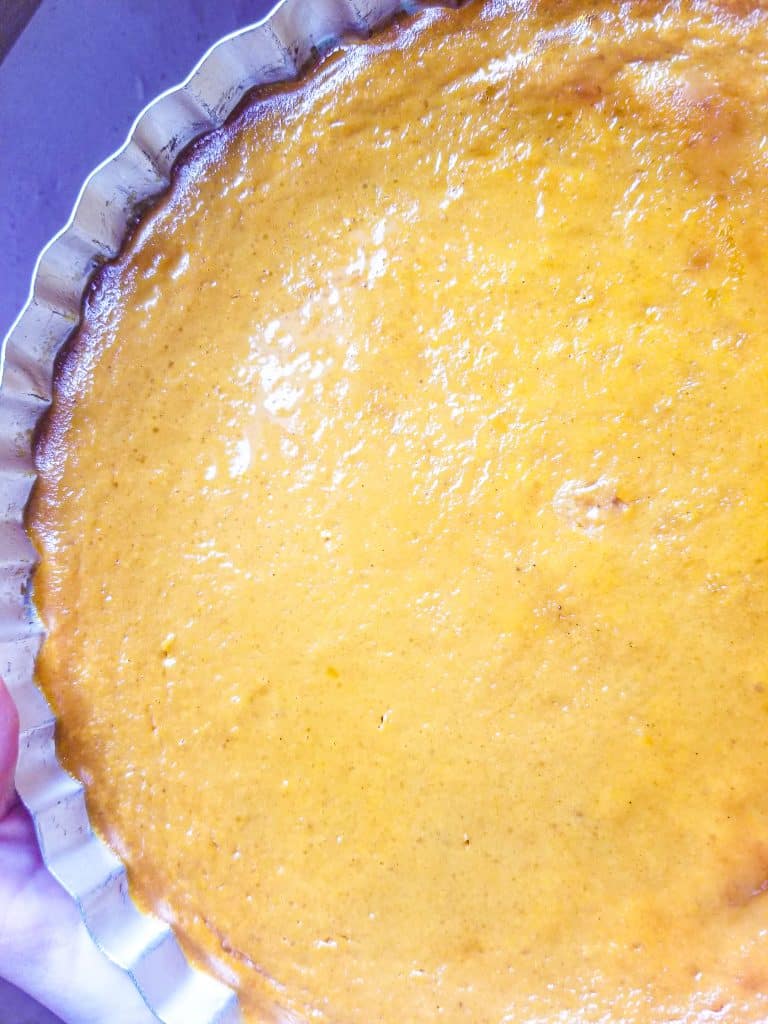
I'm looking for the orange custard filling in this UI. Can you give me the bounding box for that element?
[30,1,768,1020]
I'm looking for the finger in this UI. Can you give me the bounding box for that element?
[0,804,156,1024]
[0,677,19,818]
[0,681,165,1021]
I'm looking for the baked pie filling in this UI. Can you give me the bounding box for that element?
[30,1,768,1020]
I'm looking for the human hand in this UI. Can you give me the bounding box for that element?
[0,677,156,1024]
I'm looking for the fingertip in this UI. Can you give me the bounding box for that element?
[0,676,19,817]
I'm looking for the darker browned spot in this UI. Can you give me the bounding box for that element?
[738,970,768,995]
[722,841,768,907]
[689,246,714,270]
[459,935,485,957]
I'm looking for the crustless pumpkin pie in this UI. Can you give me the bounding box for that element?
[28,0,768,1020]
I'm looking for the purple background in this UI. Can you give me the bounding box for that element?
[0,2,273,1020]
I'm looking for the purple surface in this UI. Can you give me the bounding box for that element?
[0,0,276,341]
[0,2,275,1020]
[0,978,63,1023]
